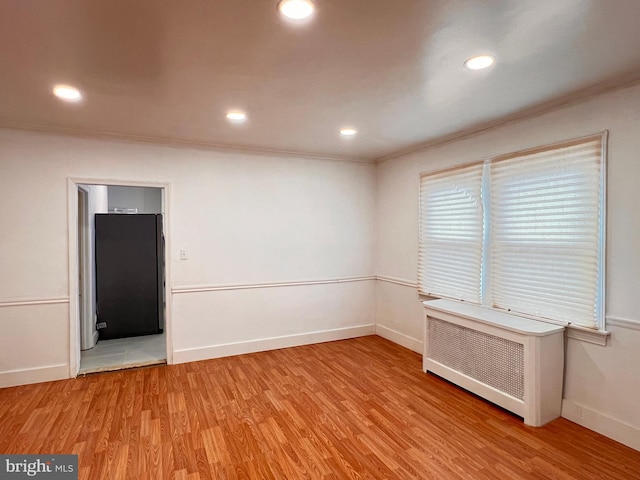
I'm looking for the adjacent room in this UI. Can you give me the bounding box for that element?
[1,1,639,478]
[77,185,167,373]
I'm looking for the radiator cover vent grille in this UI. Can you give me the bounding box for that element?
[428,318,525,400]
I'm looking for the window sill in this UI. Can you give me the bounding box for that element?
[565,325,609,346]
[419,296,611,346]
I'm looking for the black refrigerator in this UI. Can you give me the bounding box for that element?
[95,214,164,340]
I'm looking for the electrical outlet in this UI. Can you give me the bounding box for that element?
[180,249,189,260]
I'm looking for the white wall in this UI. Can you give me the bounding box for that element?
[0,129,376,386]
[375,82,640,450]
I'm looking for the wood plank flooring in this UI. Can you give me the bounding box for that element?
[1,336,639,479]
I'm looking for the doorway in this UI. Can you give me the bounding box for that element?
[69,181,171,376]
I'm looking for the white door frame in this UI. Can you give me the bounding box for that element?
[67,178,173,377]
[77,185,95,350]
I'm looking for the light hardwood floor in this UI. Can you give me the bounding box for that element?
[1,336,639,479]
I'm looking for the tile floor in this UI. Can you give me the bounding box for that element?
[79,333,166,374]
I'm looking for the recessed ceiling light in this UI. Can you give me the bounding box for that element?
[53,84,82,102]
[340,128,357,136]
[226,111,247,122]
[464,55,496,70]
[278,0,315,20]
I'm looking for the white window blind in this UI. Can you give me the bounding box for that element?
[418,133,606,330]
[489,137,604,329]
[419,163,484,303]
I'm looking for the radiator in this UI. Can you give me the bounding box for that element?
[422,299,565,427]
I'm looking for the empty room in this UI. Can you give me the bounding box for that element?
[1,1,639,478]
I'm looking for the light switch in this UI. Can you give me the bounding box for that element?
[180,249,189,260]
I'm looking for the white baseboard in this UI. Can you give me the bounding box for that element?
[173,324,376,364]
[375,324,423,353]
[0,364,69,389]
[562,399,640,451]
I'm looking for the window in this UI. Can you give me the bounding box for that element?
[419,133,606,330]
[418,163,484,303]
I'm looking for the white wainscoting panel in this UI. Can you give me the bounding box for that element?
[171,279,376,364]
[0,301,70,388]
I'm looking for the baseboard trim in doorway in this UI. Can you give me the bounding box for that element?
[0,363,69,388]
[562,399,640,452]
[173,324,376,364]
[375,324,423,353]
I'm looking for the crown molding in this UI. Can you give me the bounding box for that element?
[4,75,639,167]
[0,122,374,166]
[375,74,640,164]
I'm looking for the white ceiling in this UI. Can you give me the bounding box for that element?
[1,0,640,162]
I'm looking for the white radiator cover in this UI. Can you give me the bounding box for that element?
[423,299,565,427]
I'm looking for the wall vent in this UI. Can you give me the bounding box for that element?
[428,318,524,400]
[423,299,565,426]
